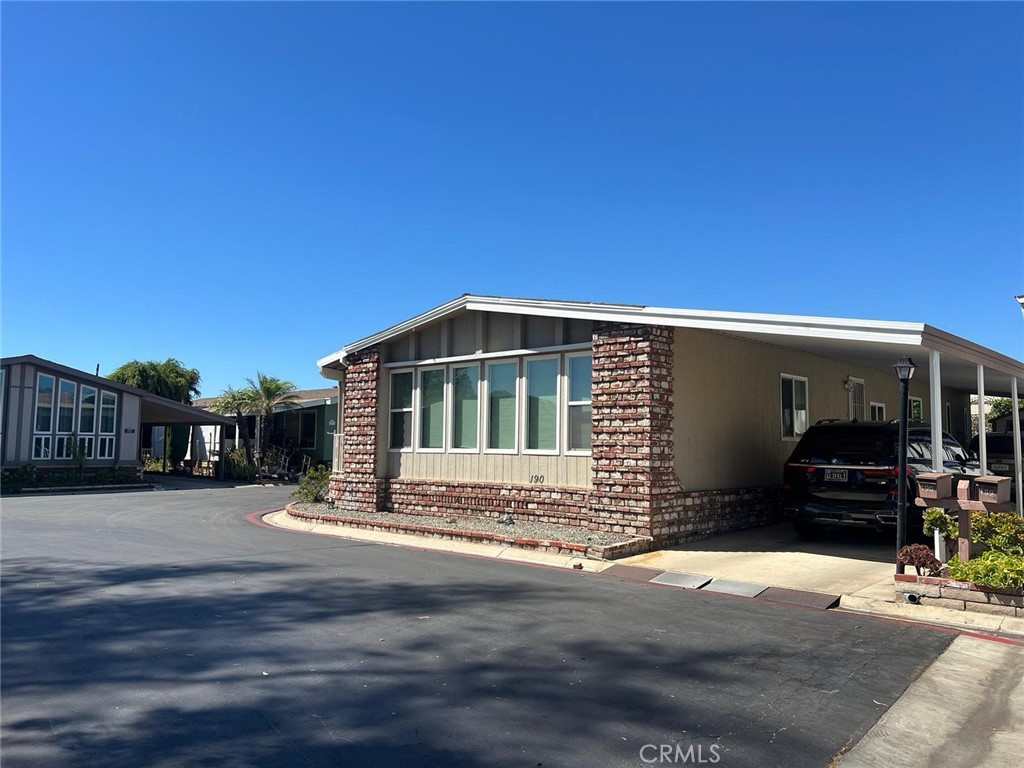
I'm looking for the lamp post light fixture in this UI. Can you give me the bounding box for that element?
[894,355,917,570]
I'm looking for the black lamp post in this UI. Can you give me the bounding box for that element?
[894,355,917,570]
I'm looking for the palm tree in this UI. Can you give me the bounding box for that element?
[246,372,301,456]
[209,386,256,467]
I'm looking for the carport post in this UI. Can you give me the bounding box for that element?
[976,365,987,471]
[929,350,943,472]
[1013,377,1022,517]
[218,424,226,481]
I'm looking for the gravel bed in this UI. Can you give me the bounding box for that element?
[290,502,634,546]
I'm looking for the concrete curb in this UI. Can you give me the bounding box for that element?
[839,593,1024,638]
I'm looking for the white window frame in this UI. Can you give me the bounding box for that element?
[388,369,414,453]
[33,434,52,460]
[909,396,924,421]
[847,377,865,421]
[78,434,95,460]
[522,354,561,456]
[35,373,56,434]
[564,351,593,456]
[97,435,115,459]
[56,379,78,436]
[448,362,481,454]
[79,385,98,435]
[483,358,520,455]
[99,390,117,435]
[869,402,886,421]
[416,366,447,453]
[781,374,809,441]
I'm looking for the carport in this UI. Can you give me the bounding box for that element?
[139,394,233,479]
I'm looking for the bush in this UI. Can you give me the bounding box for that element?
[971,511,1024,556]
[948,551,1024,591]
[224,448,257,482]
[923,507,958,541]
[898,543,941,576]
[292,464,330,503]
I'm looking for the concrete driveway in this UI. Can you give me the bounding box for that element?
[621,522,896,597]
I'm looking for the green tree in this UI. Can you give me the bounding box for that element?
[987,398,1018,430]
[108,358,202,404]
[245,373,300,455]
[209,386,256,467]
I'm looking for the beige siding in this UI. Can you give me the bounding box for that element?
[673,329,974,490]
[386,451,591,487]
[119,393,141,461]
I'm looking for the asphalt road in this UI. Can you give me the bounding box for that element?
[1,484,954,768]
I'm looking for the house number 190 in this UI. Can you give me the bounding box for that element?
[530,475,545,484]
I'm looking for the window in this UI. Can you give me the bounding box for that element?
[781,375,808,440]
[909,397,923,421]
[78,435,95,459]
[486,361,518,451]
[566,354,592,452]
[451,364,480,451]
[418,368,446,450]
[79,386,97,434]
[299,411,317,450]
[98,436,115,459]
[870,402,886,421]
[847,378,865,421]
[100,391,117,434]
[57,380,77,433]
[525,357,559,452]
[389,371,413,450]
[33,435,51,460]
[35,374,55,433]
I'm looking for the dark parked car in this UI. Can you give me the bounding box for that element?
[966,431,1022,479]
[782,420,980,538]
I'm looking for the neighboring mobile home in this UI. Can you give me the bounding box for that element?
[316,296,1024,545]
[1,355,232,476]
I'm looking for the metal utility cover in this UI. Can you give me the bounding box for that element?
[758,586,840,610]
[650,572,713,589]
[700,579,768,598]
[602,565,666,583]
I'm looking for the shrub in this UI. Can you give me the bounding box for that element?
[292,464,330,503]
[897,544,941,576]
[948,551,1024,591]
[923,507,957,541]
[224,448,257,482]
[970,511,1024,556]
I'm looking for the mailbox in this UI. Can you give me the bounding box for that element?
[975,476,1011,504]
[917,472,953,500]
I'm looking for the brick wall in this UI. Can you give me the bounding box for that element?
[382,479,592,528]
[328,346,384,513]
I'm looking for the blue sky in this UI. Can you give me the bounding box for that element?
[3,2,1022,396]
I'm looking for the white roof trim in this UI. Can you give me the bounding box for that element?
[317,294,1023,379]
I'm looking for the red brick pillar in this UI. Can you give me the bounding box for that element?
[589,323,683,538]
[328,346,384,513]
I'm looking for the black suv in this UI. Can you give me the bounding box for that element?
[782,420,980,537]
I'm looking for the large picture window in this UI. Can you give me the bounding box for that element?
[451,365,480,451]
[486,361,518,451]
[79,386,97,434]
[299,411,317,450]
[35,374,55,433]
[100,391,117,434]
[57,380,77,434]
[781,375,808,440]
[566,354,592,452]
[389,371,413,450]
[526,357,559,452]
[419,368,446,450]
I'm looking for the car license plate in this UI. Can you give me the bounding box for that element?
[824,469,848,482]
[992,463,1009,472]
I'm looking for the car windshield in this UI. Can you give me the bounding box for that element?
[790,429,894,465]
[907,435,969,464]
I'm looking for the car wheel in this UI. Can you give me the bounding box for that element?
[793,520,823,538]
